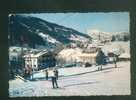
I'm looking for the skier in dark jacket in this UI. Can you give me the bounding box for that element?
[45,69,48,80]
[55,69,59,80]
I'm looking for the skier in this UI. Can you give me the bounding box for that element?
[50,68,59,89]
[55,69,59,80]
[113,55,117,68]
[45,69,48,80]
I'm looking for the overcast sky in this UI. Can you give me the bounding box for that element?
[22,12,129,33]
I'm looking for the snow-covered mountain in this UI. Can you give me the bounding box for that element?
[8,14,91,49]
[87,29,129,42]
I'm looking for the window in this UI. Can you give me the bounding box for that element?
[13,49,17,52]
[12,57,16,61]
[34,65,36,67]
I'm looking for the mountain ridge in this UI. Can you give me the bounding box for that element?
[8,14,91,49]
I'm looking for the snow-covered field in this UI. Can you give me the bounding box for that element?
[9,61,130,97]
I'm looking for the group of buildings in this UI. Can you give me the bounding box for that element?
[9,44,100,75]
[9,39,130,78]
[9,47,56,77]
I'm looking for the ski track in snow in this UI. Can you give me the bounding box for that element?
[9,61,130,97]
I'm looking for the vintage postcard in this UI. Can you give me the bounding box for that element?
[8,12,130,97]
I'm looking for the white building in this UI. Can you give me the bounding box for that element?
[9,46,29,62]
[9,47,22,61]
[23,49,56,70]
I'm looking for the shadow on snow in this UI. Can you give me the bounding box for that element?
[63,81,99,87]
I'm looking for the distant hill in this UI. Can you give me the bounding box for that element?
[8,14,91,49]
[87,29,129,42]
[111,32,130,41]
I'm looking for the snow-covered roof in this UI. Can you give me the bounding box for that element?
[58,48,82,58]
[9,46,28,52]
[23,49,48,58]
[78,52,98,58]
[34,49,48,57]
[57,48,98,64]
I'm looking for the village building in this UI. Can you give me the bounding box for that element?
[9,46,29,77]
[118,53,130,61]
[82,44,98,53]
[9,47,23,62]
[57,47,99,67]
[77,52,98,65]
[23,49,56,71]
[77,47,99,67]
